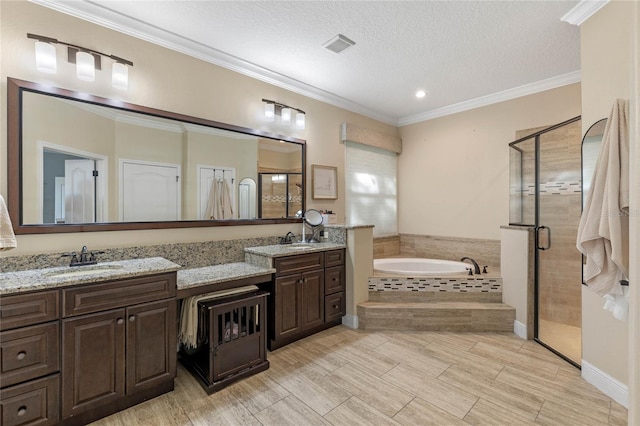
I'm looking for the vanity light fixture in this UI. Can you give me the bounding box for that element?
[27,33,133,90]
[261,98,306,129]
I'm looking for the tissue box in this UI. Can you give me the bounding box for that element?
[321,214,337,224]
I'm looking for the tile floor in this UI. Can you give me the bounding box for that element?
[91,326,627,425]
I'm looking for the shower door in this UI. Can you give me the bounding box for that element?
[536,120,583,366]
[509,116,583,367]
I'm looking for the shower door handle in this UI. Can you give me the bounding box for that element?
[536,226,551,250]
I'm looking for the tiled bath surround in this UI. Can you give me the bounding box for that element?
[373,234,501,270]
[0,226,348,273]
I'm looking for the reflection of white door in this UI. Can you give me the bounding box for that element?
[121,160,180,221]
[64,159,95,223]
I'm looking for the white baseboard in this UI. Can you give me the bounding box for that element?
[342,315,358,329]
[582,360,629,408]
[513,320,527,339]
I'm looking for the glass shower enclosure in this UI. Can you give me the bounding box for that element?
[509,116,583,367]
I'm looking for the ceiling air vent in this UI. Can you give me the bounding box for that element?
[322,34,356,54]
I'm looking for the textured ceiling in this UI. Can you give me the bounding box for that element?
[39,0,581,125]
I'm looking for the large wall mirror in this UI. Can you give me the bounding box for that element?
[7,78,305,234]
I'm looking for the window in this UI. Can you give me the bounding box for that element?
[345,141,397,237]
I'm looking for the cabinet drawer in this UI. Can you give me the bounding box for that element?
[325,292,345,323]
[0,374,60,426]
[0,291,59,331]
[0,322,59,388]
[324,249,345,268]
[275,253,324,276]
[324,266,345,295]
[62,272,176,317]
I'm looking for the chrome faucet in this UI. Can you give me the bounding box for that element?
[460,257,481,275]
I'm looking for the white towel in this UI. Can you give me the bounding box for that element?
[0,195,17,252]
[203,178,220,220]
[178,285,258,349]
[220,178,234,220]
[577,99,629,303]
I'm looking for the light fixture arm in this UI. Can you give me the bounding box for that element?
[27,33,134,67]
[261,98,305,115]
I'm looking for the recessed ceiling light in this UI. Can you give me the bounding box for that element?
[415,90,426,98]
[322,34,356,54]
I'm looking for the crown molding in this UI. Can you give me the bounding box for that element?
[29,0,397,126]
[31,0,583,128]
[398,71,581,126]
[561,0,610,26]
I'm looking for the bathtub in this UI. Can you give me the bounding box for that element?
[373,258,469,276]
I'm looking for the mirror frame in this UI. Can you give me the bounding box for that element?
[7,77,306,234]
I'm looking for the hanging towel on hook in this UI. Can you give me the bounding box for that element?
[220,178,234,220]
[576,99,629,319]
[0,195,17,251]
[203,177,220,220]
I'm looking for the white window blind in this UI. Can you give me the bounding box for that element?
[345,141,397,237]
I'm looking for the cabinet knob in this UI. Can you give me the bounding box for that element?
[17,351,26,360]
[117,318,124,325]
[17,406,27,416]
[129,315,135,322]
[333,304,339,309]
[332,278,337,281]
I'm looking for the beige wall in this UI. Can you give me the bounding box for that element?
[398,84,581,241]
[580,0,634,387]
[0,1,398,256]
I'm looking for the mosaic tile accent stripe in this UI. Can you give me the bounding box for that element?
[512,181,582,196]
[368,276,502,293]
[261,195,303,203]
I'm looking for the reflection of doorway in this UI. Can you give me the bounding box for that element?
[120,159,181,221]
[238,177,256,219]
[40,143,107,224]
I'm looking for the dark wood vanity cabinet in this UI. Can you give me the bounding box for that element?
[0,271,177,426]
[60,273,177,424]
[269,249,345,349]
[0,290,61,426]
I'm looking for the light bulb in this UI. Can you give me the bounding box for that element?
[112,62,128,90]
[281,108,291,125]
[76,51,95,81]
[264,103,275,121]
[35,41,57,74]
[296,112,305,129]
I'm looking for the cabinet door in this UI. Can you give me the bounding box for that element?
[301,270,324,329]
[126,299,176,394]
[62,309,125,419]
[274,275,302,339]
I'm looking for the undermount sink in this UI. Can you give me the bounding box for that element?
[284,245,314,250]
[44,264,123,278]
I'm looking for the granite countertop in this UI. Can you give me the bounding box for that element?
[177,262,275,290]
[244,242,346,258]
[0,257,181,295]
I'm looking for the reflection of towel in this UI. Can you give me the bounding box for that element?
[0,195,17,251]
[577,99,629,310]
[220,178,234,220]
[203,177,234,220]
[178,285,257,349]
[204,178,220,220]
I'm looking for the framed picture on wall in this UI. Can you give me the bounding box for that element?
[311,164,338,200]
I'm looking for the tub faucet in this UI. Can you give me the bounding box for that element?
[460,257,481,275]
